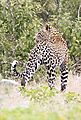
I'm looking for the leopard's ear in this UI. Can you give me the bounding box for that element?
[45,24,50,31]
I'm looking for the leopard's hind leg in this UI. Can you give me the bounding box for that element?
[46,63,56,90]
[60,61,68,91]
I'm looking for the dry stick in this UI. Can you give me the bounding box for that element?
[56,0,61,27]
[78,1,81,21]
[71,60,81,69]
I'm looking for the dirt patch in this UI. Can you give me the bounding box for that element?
[67,73,81,94]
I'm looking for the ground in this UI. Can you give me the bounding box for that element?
[0,72,81,120]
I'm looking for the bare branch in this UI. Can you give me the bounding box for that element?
[78,1,81,21]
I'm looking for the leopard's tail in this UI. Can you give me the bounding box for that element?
[11,60,21,77]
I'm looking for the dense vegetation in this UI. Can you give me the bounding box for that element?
[0,0,81,77]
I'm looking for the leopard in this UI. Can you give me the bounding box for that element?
[11,24,68,91]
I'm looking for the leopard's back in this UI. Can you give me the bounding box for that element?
[35,24,68,65]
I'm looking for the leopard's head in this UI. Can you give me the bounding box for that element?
[35,24,51,43]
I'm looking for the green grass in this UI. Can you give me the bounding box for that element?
[0,104,81,120]
[20,85,58,102]
[65,92,80,101]
[68,105,81,120]
[0,107,60,120]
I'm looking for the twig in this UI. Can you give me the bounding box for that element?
[78,1,81,21]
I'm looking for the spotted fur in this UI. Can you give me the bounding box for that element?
[11,24,68,91]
